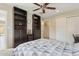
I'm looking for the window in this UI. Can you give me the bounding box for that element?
[0,10,7,49]
[0,10,7,34]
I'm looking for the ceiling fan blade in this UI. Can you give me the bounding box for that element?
[33,8,41,11]
[46,7,56,10]
[44,3,49,6]
[34,3,41,7]
[43,9,45,13]
[44,3,49,7]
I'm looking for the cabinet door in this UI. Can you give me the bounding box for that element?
[20,29,27,42]
[14,30,20,41]
[14,26,27,39]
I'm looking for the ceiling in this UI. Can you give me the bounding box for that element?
[10,3,79,18]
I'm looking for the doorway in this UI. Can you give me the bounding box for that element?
[43,21,49,39]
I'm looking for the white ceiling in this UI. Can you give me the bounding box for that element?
[10,3,79,18]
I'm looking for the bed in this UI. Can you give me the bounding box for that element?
[12,39,79,56]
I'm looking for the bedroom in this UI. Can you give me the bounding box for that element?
[0,3,79,56]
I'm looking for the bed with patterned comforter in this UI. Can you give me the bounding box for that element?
[12,39,79,56]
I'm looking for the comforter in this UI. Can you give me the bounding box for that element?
[12,39,79,56]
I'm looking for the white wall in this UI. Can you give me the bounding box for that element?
[67,17,79,34]
[49,18,56,39]
[56,17,67,42]
[42,9,79,44]
[66,17,79,43]
[27,12,32,34]
[55,9,79,44]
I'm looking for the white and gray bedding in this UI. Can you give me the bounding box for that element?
[12,39,79,56]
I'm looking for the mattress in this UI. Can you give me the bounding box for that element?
[12,39,79,56]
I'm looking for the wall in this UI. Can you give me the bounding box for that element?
[0,4,13,48]
[55,9,79,44]
[56,17,69,43]
[27,12,32,34]
[49,18,56,39]
[42,9,79,44]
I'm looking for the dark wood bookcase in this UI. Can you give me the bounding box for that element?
[32,14,41,40]
[14,7,27,47]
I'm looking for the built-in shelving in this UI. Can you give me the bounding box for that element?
[14,7,27,48]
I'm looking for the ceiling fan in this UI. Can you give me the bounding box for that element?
[33,3,56,13]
